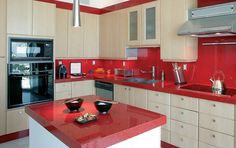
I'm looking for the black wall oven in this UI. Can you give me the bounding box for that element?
[8,38,54,108]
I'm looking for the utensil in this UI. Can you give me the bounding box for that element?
[172,63,186,85]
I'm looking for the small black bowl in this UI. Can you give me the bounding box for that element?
[94,101,112,114]
[65,98,83,111]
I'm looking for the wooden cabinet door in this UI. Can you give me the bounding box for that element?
[0,58,6,135]
[33,1,56,37]
[160,0,197,62]
[84,13,99,58]
[7,108,28,134]
[55,8,68,58]
[55,82,72,100]
[7,0,32,35]
[114,84,129,104]
[141,1,160,46]
[127,6,141,46]
[129,87,147,109]
[0,0,6,57]
[68,12,84,58]
[72,80,95,97]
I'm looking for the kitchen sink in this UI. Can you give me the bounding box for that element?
[124,78,158,84]
[180,84,236,96]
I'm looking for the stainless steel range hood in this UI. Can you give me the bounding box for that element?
[178,2,236,37]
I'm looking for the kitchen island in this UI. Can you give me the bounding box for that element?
[25,95,166,148]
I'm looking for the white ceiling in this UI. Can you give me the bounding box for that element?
[57,0,129,8]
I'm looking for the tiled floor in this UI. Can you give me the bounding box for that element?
[0,137,29,148]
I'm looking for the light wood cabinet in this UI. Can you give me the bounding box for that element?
[0,58,6,135]
[114,84,147,109]
[171,94,198,111]
[0,0,6,57]
[84,13,99,58]
[55,8,68,58]
[171,132,198,148]
[33,1,55,37]
[55,82,72,100]
[67,12,85,58]
[114,84,129,104]
[128,1,160,47]
[71,80,95,97]
[7,108,28,134]
[160,0,198,62]
[7,0,32,35]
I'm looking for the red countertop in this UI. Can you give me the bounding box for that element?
[25,95,166,148]
[55,75,236,105]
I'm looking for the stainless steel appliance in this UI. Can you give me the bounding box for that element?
[172,63,186,85]
[209,71,225,95]
[8,38,54,108]
[178,2,236,37]
[95,81,114,100]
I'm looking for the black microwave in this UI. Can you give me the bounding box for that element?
[9,38,53,62]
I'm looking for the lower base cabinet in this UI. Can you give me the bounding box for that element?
[7,108,28,134]
[0,58,6,135]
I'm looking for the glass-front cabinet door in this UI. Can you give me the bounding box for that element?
[128,6,141,46]
[142,1,160,46]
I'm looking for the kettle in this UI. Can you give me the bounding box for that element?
[209,71,225,95]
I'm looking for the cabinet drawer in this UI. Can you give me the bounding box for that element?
[148,102,170,118]
[171,119,198,140]
[199,113,234,136]
[199,99,235,120]
[148,91,170,105]
[171,132,198,148]
[161,129,170,143]
[171,94,198,111]
[7,108,28,134]
[55,82,71,92]
[199,128,234,148]
[55,91,72,100]
[199,142,217,148]
[171,107,198,126]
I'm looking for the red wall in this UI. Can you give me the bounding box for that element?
[56,0,236,88]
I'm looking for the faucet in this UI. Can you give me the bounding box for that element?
[140,66,156,80]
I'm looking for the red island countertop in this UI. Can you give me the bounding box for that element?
[55,75,236,105]
[25,95,166,148]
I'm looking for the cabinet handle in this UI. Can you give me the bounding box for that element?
[129,88,131,91]
[180,112,184,115]
[181,98,184,101]
[155,106,159,109]
[212,134,216,138]
[180,125,184,128]
[212,104,216,107]
[212,119,216,123]
[125,88,127,90]
[180,138,184,142]
[19,111,22,114]
[155,93,159,96]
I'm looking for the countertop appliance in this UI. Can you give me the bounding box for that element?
[59,64,67,79]
[178,2,236,37]
[8,38,54,108]
[95,81,114,100]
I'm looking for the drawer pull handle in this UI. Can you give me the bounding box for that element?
[212,104,216,107]
[180,112,184,115]
[125,88,127,90]
[155,106,159,109]
[180,138,184,142]
[212,134,216,138]
[155,94,159,96]
[180,125,184,128]
[212,119,216,123]
[129,88,131,91]
[181,98,184,101]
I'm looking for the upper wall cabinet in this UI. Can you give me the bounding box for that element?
[0,0,6,57]
[33,1,55,37]
[160,0,198,62]
[83,13,99,58]
[7,0,32,35]
[7,0,55,37]
[55,8,68,58]
[128,1,160,47]
[67,12,85,58]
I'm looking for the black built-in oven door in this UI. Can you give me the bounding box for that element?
[9,38,53,62]
[8,63,54,108]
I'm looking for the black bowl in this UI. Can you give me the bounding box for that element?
[94,101,112,114]
[65,98,83,111]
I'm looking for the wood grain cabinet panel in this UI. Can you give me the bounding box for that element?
[33,1,55,37]
[71,80,95,97]
[114,84,130,104]
[7,108,28,134]
[171,94,198,111]
[7,0,32,35]
[0,58,6,135]
[55,82,72,100]
[170,132,198,148]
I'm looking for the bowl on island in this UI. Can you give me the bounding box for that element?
[94,101,112,114]
[65,98,84,111]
